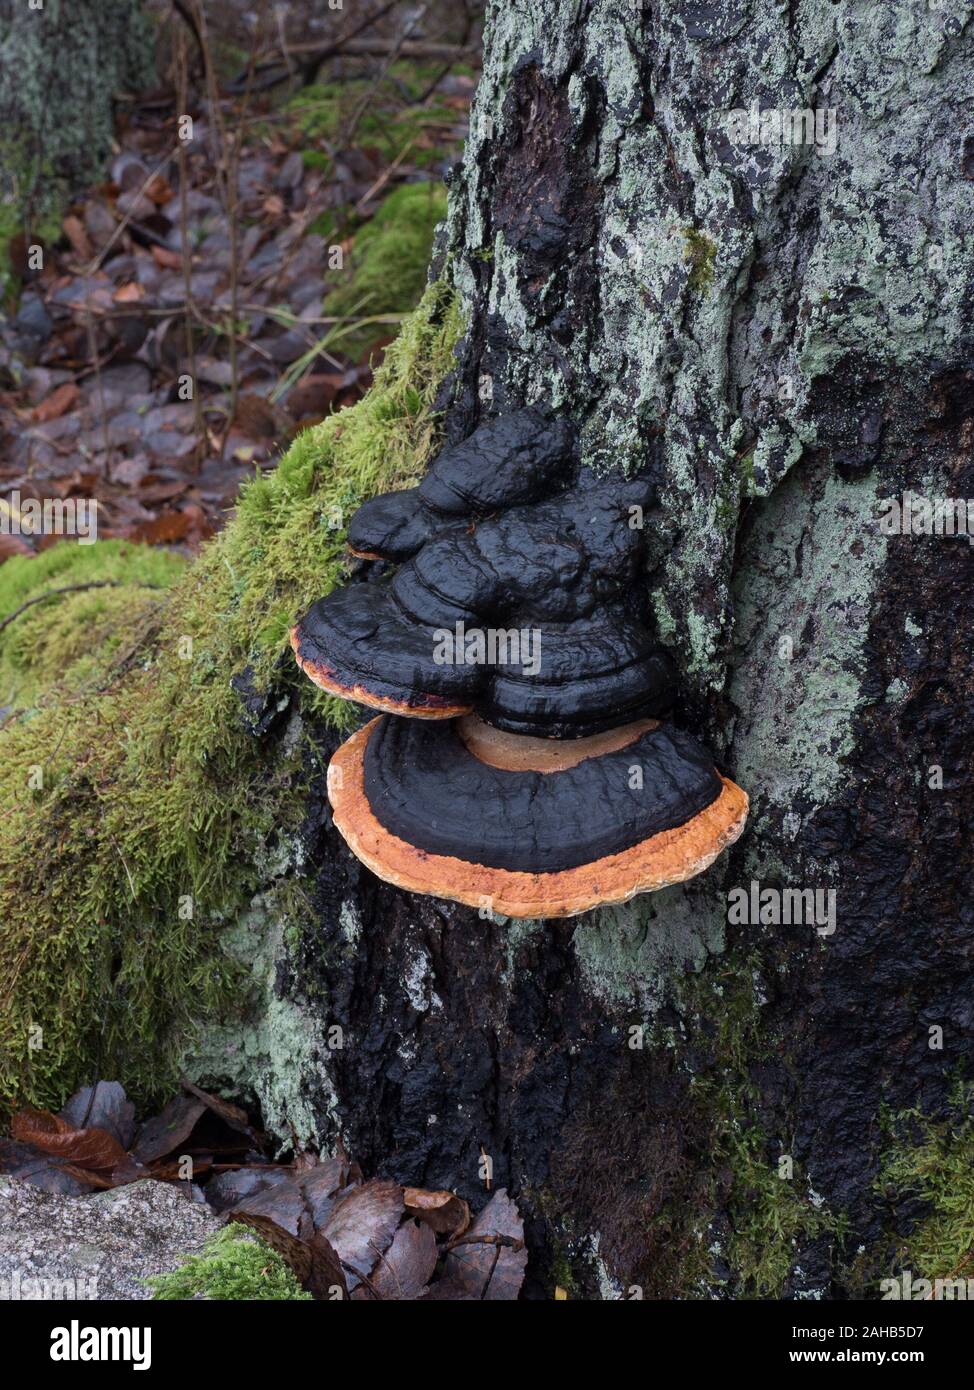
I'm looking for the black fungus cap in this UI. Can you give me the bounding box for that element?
[326,713,750,918]
[293,406,750,916]
[363,717,722,872]
[292,409,677,736]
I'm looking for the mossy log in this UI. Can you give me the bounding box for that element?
[2,0,973,1300]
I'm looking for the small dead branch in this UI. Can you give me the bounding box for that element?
[0,582,162,637]
[224,0,399,93]
[174,21,206,466]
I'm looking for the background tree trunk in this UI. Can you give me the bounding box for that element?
[187,0,974,1298]
[0,0,154,225]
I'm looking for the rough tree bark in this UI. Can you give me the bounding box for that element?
[0,0,154,223]
[192,0,974,1298]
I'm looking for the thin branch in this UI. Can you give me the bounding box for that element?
[0,582,161,637]
[170,0,207,75]
[175,21,206,467]
[341,6,428,153]
[443,1231,526,1255]
[224,0,399,93]
[82,274,112,474]
[195,0,268,444]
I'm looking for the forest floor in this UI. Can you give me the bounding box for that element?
[1,1077,527,1300]
[0,2,473,560]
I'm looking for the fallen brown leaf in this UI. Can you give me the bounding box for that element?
[434,1189,527,1301]
[113,281,144,304]
[404,1186,470,1238]
[146,174,174,206]
[0,534,34,562]
[180,1078,263,1148]
[32,382,79,423]
[306,1230,348,1300]
[150,244,182,271]
[318,1178,404,1288]
[362,1218,438,1301]
[131,510,195,544]
[0,1139,96,1195]
[232,393,280,440]
[131,1094,206,1164]
[62,214,93,260]
[231,1212,348,1301]
[10,1108,132,1174]
[59,1081,136,1150]
[232,1178,307,1235]
[231,1212,312,1282]
[297,1156,347,1232]
[205,1166,292,1214]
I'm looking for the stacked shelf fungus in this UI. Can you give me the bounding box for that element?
[292,408,748,919]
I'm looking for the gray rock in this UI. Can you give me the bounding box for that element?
[0,1177,221,1301]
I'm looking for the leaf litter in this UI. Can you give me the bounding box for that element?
[0,8,472,566]
[2,1078,525,1300]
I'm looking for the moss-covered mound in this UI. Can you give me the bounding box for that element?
[0,282,463,1116]
[0,542,186,706]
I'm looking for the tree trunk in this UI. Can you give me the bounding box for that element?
[221,0,974,1299]
[0,0,154,224]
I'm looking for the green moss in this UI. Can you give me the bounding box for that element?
[288,64,468,174]
[323,183,449,363]
[876,1080,974,1285]
[0,541,185,705]
[680,961,844,1298]
[682,227,717,294]
[0,281,464,1116]
[737,449,756,495]
[0,199,18,302]
[549,1241,578,1298]
[721,1124,839,1298]
[148,1224,311,1300]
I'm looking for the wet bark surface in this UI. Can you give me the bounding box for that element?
[295,390,974,1300]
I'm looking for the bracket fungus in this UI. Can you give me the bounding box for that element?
[292,408,748,918]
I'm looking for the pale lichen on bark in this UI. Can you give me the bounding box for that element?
[421,0,974,1009]
[443,0,973,696]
